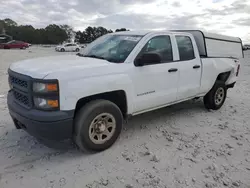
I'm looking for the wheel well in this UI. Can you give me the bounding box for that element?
[75,90,128,118]
[216,72,231,83]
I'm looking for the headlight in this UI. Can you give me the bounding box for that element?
[33,82,58,92]
[34,97,59,109]
[33,81,59,110]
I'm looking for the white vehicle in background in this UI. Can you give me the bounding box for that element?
[243,44,250,50]
[55,43,80,52]
[7,30,242,152]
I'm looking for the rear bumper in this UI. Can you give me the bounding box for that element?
[7,91,74,141]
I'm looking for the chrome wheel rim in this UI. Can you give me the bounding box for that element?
[215,87,225,105]
[89,113,116,144]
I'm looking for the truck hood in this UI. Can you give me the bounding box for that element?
[9,55,111,79]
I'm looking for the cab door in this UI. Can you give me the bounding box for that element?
[130,34,180,113]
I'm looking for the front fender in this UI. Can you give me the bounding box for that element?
[58,74,134,113]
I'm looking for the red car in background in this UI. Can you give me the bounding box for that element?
[0,40,30,49]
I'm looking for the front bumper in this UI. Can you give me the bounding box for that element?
[7,91,74,141]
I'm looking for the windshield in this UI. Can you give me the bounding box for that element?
[80,34,142,63]
[7,40,15,44]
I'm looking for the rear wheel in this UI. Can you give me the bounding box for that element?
[204,81,227,110]
[73,100,123,152]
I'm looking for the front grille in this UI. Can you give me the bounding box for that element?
[8,70,31,108]
[13,91,30,107]
[9,75,28,89]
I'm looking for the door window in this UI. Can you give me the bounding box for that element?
[140,35,173,64]
[175,36,195,61]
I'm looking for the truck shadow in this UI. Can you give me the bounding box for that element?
[121,99,207,138]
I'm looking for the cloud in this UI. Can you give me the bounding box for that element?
[233,17,250,26]
[0,0,250,42]
[171,1,181,7]
[205,0,250,16]
[119,0,152,5]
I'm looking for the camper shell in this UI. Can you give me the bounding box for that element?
[173,30,243,59]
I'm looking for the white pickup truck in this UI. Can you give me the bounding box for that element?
[7,30,243,152]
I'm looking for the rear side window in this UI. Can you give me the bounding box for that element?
[141,35,173,62]
[176,36,195,61]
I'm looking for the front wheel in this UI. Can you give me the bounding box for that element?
[60,48,65,52]
[73,100,123,152]
[204,81,227,110]
[75,48,80,52]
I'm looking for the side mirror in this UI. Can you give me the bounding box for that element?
[135,52,161,66]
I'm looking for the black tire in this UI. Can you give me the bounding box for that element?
[60,48,65,52]
[73,100,123,152]
[203,81,227,110]
[75,48,80,52]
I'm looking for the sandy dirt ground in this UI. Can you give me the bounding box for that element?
[0,47,250,188]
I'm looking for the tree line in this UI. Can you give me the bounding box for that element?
[0,18,129,44]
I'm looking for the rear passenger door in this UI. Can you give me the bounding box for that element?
[16,41,23,48]
[65,44,71,51]
[11,41,19,48]
[174,35,202,100]
[71,44,77,51]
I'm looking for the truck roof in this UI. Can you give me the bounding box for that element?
[112,30,241,42]
[111,30,243,59]
[111,30,150,36]
[111,30,194,36]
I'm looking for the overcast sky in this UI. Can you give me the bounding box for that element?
[1,0,250,43]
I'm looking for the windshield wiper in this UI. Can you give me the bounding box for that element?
[76,53,84,57]
[77,53,117,63]
[82,54,106,60]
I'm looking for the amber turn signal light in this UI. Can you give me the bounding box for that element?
[46,84,58,92]
[47,100,59,108]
